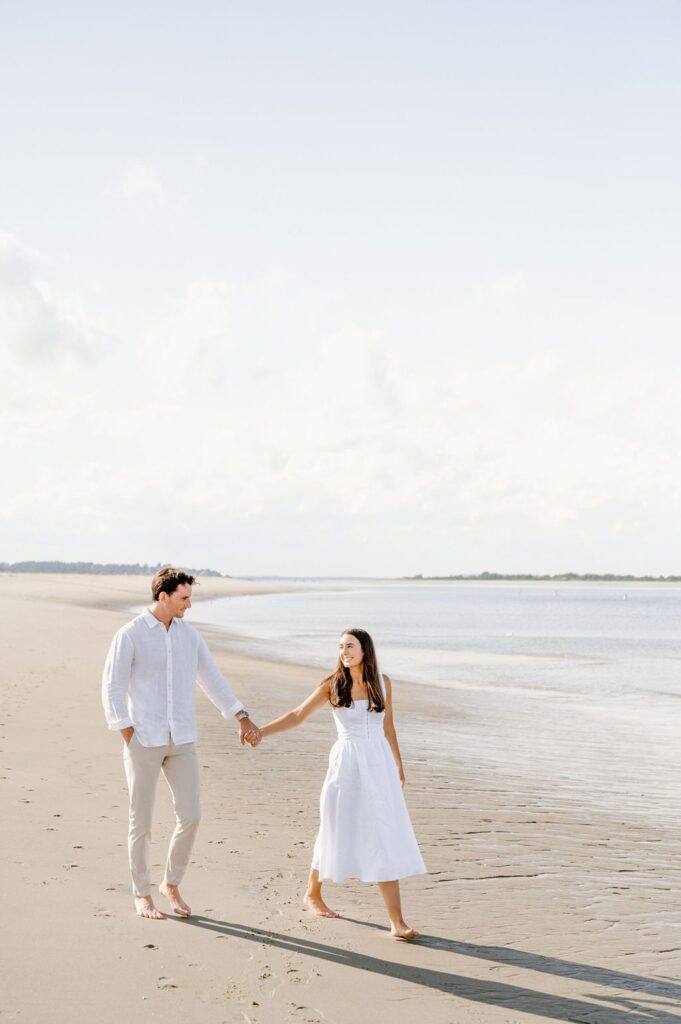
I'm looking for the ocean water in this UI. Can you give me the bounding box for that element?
[190,581,681,702]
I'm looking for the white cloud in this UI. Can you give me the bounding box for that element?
[140,279,237,390]
[0,234,105,364]
[3,259,681,574]
[474,269,525,307]
[103,159,167,205]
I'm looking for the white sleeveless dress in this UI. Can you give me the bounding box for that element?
[311,679,427,884]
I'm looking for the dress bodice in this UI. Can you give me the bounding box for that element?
[331,699,386,741]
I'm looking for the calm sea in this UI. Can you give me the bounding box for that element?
[190,581,681,703]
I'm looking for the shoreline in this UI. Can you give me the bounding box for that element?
[2,574,680,1023]
[0,570,305,612]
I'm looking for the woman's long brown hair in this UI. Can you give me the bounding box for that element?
[325,628,385,712]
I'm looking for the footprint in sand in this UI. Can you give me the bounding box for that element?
[157,977,178,990]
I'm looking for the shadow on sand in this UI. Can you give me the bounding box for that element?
[178,915,681,1023]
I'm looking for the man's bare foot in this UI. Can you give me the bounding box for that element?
[159,882,192,917]
[391,923,419,941]
[135,896,165,920]
[304,892,339,918]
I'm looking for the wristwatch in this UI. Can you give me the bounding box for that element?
[236,709,250,722]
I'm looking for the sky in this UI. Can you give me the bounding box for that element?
[2,1,681,577]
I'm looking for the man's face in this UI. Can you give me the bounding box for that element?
[163,583,192,618]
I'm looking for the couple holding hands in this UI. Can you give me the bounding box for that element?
[102,567,426,939]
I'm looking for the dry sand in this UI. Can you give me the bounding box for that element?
[2,573,681,1024]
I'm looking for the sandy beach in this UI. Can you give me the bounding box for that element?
[2,573,681,1024]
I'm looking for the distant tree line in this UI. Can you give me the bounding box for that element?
[406,572,681,582]
[0,561,225,577]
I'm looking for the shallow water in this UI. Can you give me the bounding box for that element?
[189,581,681,702]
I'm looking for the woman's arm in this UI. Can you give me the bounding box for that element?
[260,681,330,738]
[382,675,406,786]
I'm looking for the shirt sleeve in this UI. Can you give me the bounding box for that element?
[196,635,244,718]
[101,629,135,730]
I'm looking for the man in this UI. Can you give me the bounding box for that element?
[102,566,261,920]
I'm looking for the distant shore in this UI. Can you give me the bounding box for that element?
[401,576,681,588]
[3,561,681,585]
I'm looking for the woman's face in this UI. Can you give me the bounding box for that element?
[339,632,364,670]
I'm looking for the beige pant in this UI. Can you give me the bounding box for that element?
[123,734,201,897]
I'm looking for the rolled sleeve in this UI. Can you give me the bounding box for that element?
[102,629,134,730]
[106,713,134,730]
[196,635,244,718]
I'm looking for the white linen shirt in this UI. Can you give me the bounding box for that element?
[101,610,244,747]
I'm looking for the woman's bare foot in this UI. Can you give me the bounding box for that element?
[377,881,417,940]
[304,892,339,918]
[135,896,165,920]
[159,883,192,917]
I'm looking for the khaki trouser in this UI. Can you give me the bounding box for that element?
[122,734,201,897]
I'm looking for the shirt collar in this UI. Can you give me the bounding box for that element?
[142,609,163,630]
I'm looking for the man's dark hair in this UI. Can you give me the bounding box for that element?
[151,566,197,601]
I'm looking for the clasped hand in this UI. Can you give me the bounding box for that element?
[239,720,262,748]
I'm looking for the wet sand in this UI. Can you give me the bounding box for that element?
[2,573,681,1023]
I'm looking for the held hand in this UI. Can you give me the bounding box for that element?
[399,767,405,788]
[245,725,262,747]
[239,719,262,748]
[121,726,135,745]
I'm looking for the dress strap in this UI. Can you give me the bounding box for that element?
[378,671,387,699]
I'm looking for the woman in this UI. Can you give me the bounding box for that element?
[259,628,426,939]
